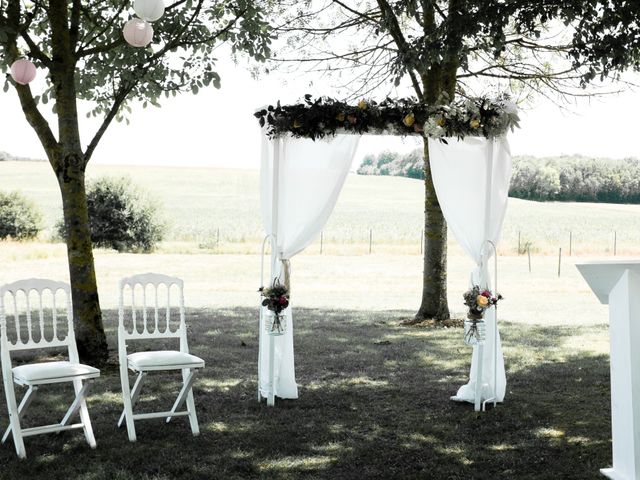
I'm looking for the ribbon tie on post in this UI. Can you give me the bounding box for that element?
[280,258,291,295]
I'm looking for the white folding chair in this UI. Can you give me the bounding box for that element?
[117,273,204,442]
[0,279,100,459]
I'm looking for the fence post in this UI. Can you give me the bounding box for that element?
[320,231,323,255]
[569,231,572,256]
[369,228,372,254]
[558,247,562,277]
[528,247,531,273]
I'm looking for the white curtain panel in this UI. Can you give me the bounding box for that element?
[428,136,512,404]
[259,133,360,399]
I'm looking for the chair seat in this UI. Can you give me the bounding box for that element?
[127,351,205,371]
[12,361,100,385]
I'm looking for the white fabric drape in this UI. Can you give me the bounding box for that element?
[428,136,512,404]
[259,133,360,399]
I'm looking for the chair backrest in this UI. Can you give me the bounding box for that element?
[118,273,188,352]
[0,279,78,362]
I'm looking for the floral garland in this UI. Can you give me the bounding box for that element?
[255,94,520,141]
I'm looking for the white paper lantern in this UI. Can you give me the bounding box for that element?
[10,59,36,85]
[123,18,153,47]
[134,0,165,22]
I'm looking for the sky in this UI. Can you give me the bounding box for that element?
[1,55,639,170]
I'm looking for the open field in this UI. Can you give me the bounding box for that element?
[0,308,612,479]
[2,161,640,255]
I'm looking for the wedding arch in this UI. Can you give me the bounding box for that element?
[254,95,519,411]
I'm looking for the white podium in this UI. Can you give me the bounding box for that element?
[576,260,640,480]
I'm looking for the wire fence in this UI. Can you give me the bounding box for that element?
[191,227,631,278]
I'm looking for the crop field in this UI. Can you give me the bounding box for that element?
[2,161,640,256]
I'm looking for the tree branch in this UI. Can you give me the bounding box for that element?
[3,0,58,161]
[69,0,81,48]
[76,2,128,57]
[376,0,424,100]
[13,81,60,157]
[78,37,125,57]
[84,85,133,162]
[331,0,378,23]
[85,0,244,163]
[20,30,52,65]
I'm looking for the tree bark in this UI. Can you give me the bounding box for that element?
[415,137,449,320]
[413,5,460,321]
[47,0,108,365]
[57,159,108,366]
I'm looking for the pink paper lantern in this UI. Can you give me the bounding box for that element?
[10,59,36,85]
[123,18,153,47]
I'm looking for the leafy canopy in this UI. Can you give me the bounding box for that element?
[275,1,640,102]
[0,0,273,153]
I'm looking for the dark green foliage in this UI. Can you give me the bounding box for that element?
[510,155,640,203]
[0,1,273,122]
[57,177,164,252]
[0,191,41,240]
[255,95,518,140]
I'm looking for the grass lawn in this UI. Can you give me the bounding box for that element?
[0,308,611,479]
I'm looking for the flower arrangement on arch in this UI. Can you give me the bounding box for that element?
[254,94,519,141]
[259,279,290,315]
[463,286,502,320]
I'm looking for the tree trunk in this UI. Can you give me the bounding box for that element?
[415,137,449,320]
[412,22,460,322]
[57,158,108,366]
[45,0,108,365]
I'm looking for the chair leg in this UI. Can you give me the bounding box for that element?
[72,379,96,449]
[2,385,38,445]
[118,372,146,428]
[183,367,200,436]
[119,365,137,442]
[2,376,26,459]
[185,387,200,436]
[166,369,197,429]
[61,380,91,426]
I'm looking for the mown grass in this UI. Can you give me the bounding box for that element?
[2,161,640,255]
[0,308,611,479]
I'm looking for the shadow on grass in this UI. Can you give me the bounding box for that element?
[0,308,611,480]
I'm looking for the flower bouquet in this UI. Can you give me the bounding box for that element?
[259,279,290,336]
[462,286,502,345]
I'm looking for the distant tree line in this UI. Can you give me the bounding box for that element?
[0,151,44,162]
[358,149,425,180]
[358,150,640,203]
